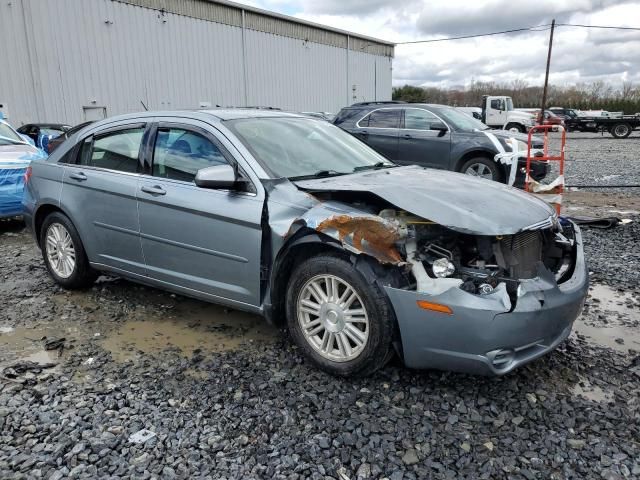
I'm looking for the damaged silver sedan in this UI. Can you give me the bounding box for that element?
[23,110,588,376]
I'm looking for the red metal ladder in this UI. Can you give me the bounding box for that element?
[525,125,566,215]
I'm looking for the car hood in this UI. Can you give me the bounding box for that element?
[489,130,544,149]
[294,166,555,235]
[0,143,45,166]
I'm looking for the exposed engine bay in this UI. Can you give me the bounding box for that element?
[302,188,577,308]
[377,209,577,303]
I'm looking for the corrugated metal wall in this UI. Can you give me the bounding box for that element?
[0,0,392,126]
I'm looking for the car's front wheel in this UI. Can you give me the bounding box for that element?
[40,212,97,289]
[286,254,395,377]
[460,157,503,182]
[505,123,525,133]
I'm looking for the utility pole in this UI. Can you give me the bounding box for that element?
[539,19,555,124]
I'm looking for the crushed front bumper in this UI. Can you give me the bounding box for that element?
[385,222,588,375]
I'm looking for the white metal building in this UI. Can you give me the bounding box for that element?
[0,0,394,126]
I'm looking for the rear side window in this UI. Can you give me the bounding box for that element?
[362,109,401,128]
[79,127,144,173]
[152,127,228,182]
[404,109,439,130]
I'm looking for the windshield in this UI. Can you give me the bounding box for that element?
[226,117,395,179]
[505,97,514,111]
[438,107,490,131]
[0,122,25,145]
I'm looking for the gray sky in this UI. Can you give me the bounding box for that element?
[244,0,640,88]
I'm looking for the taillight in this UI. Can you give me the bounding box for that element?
[24,166,32,184]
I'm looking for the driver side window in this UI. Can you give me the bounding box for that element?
[404,109,439,130]
[152,127,229,182]
[490,99,504,111]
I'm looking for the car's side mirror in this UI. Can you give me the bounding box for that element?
[429,122,448,136]
[195,164,239,189]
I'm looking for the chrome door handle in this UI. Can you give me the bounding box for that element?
[69,172,87,181]
[141,185,166,195]
[403,134,412,139]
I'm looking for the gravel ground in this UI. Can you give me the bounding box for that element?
[564,132,640,189]
[1,134,639,480]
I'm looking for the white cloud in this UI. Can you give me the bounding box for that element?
[244,0,640,88]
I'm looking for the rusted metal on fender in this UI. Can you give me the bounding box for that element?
[298,201,404,265]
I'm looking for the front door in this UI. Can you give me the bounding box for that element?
[396,108,451,169]
[485,97,505,127]
[353,108,400,161]
[60,124,147,274]
[137,120,263,306]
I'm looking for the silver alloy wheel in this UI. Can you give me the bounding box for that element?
[465,162,494,180]
[614,124,629,137]
[45,223,76,279]
[297,274,369,362]
[508,126,521,133]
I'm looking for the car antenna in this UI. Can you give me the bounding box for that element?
[140,100,149,111]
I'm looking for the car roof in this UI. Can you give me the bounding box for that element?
[23,123,70,128]
[83,109,308,130]
[343,103,451,111]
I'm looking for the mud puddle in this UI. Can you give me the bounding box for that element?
[573,322,640,353]
[101,299,278,362]
[571,378,614,403]
[0,326,65,369]
[587,284,639,314]
[574,284,640,353]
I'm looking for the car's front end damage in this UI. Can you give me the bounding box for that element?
[280,166,588,375]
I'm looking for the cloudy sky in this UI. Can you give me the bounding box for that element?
[243,0,640,88]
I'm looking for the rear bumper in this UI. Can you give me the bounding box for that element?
[385,222,588,375]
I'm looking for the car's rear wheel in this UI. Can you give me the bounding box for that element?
[40,212,97,289]
[286,254,394,377]
[460,157,503,182]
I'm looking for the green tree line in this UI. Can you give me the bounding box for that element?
[392,80,640,114]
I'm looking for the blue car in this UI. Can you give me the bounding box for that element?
[0,118,47,219]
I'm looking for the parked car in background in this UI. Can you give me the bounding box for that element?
[23,109,587,377]
[45,121,94,154]
[333,102,548,185]
[301,112,335,122]
[17,123,71,152]
[0,119,47,218]
[548,107,581,119]
[535,110,565,128]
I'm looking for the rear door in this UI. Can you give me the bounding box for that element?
[137,119,263,306]
[352,108,400,160]
[396,108,451,169]
[60,123,147,275]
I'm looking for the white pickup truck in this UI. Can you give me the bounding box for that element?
[457,96,535,133]
[480,95,535,133]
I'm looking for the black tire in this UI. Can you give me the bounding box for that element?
[505,123,525,133]
[459,156,503,182]
[40,212,97,289]
[286,254,395,377]
[610,122,632,139]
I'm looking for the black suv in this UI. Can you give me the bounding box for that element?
[333,102,548,185]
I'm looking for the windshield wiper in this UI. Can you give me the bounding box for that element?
[288,169,348,181]
[352,162,396,172]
